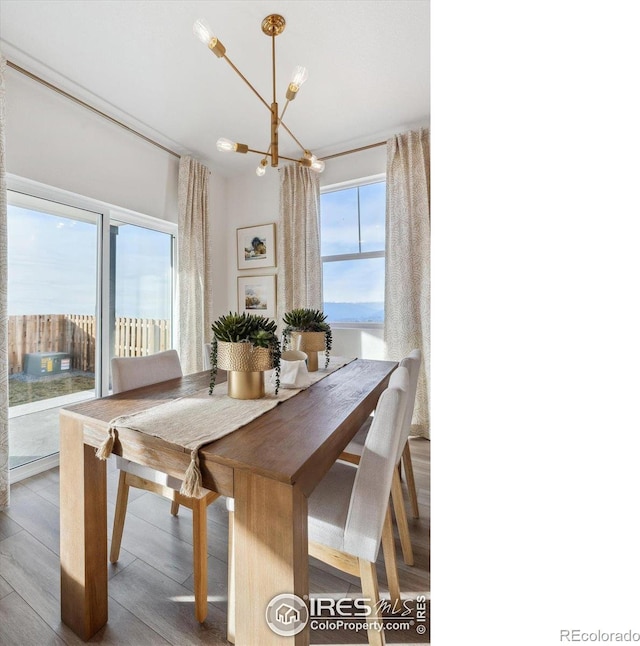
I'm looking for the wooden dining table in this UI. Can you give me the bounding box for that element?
[58,357,396,644]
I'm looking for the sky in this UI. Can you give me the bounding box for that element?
[7,205,172,319]
[8,184,384,322]
[320,181,386,307]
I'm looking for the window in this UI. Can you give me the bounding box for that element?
[7,182,176,479]
[320,176,386,324]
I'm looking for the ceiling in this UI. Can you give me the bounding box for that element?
[0,1,430,178]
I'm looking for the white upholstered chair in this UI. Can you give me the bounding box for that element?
[109,349,220,623]
[225,367,410,646]
[341,349,422,566]
[307,366,410,646]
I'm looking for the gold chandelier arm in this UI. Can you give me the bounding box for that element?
[279,119,307,154]
[222,54,271,112]
[247,147,271,156]
[278,100,291,127]
[273,97,306,154]
[247,147,299,164]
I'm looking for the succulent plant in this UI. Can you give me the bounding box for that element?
[282,308,332,369]
[209,312,281,394]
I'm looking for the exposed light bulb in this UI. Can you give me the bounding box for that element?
[193,19,214,45]
[216,138,248,154]
[286,66,309,100]
[216,138,237,152]
[256,160,267,176]
[311,158,325,172]
[290,66,309,89]
[193,18,226,57]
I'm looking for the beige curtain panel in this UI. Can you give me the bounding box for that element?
[277,164,322,323]
[385,128,430,438]
[177,156,212,375]
[0,54,9,508]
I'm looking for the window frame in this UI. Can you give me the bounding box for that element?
[320,173,386,329]
[6,173,177,480]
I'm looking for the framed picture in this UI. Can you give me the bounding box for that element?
[237,223,276,270]
[238,275,277,319]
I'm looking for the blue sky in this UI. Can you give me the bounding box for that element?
[320,181,385,305]
[8,183,384,321]
[7,206,171,319]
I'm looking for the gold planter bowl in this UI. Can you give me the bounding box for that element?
[291,331,326,372]
[217,341,274,399]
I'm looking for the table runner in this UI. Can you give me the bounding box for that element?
[94,357,354,496]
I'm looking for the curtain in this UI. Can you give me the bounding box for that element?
[177,156,212,375]
[277,165,322,322]
[385,128,430,438]
[0,54,9,508]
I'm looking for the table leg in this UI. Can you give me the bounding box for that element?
[234,471,309,645]
[59,412,108,639]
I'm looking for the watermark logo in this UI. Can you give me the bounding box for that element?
[266,593,428,637]
[265,593,309,637]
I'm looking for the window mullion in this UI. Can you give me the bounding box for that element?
[357,187,362,254]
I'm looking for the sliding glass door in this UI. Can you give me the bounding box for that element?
[109,218,173,367]
[7,192,98,470]
[6,189,176,477]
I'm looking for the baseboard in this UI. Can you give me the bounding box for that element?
[9,453,60,483]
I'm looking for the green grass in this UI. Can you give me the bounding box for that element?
[9,375,95,407]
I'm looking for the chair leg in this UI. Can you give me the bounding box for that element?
[358,559,385,646]
[170,500,180,516]
[192,496,208,623]
[227,511,235,644]
[381,505,401,606]
[110,471,130,564]
[402,443,419,519]
[390,470,414,566]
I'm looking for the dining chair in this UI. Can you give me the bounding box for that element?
[225,367,409,645]
[307,366,410,646]
[109,349,220,623]
[340,349,422,567]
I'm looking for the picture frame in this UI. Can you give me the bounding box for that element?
[237,275,277,320]
[237,223,276,270]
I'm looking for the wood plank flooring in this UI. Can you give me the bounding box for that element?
[0,438,430,645]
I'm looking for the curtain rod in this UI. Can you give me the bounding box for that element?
[6,60,388,166]
[6,60,181,159]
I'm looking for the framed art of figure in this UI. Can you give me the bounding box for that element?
[237,275,277,319]
[237,223,276,269]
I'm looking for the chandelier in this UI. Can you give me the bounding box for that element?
[193,14,325,177]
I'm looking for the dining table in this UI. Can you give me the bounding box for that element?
[58,357,396,645]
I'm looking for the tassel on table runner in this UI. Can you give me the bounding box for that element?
[180,448,203,498]
[95,426,118,460]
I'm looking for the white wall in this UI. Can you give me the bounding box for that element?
[5,67,179,222]
[320,144,387,188]
[224,171,280,315]
[5,67,231,323]
[225,146,388,360]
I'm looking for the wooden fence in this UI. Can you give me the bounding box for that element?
[113,317,170,359]
[7,314,170,375]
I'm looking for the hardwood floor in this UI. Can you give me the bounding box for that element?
[0,438,430,645]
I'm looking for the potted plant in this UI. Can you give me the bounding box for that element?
[209,312,281,399]
[282,308,332,372]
